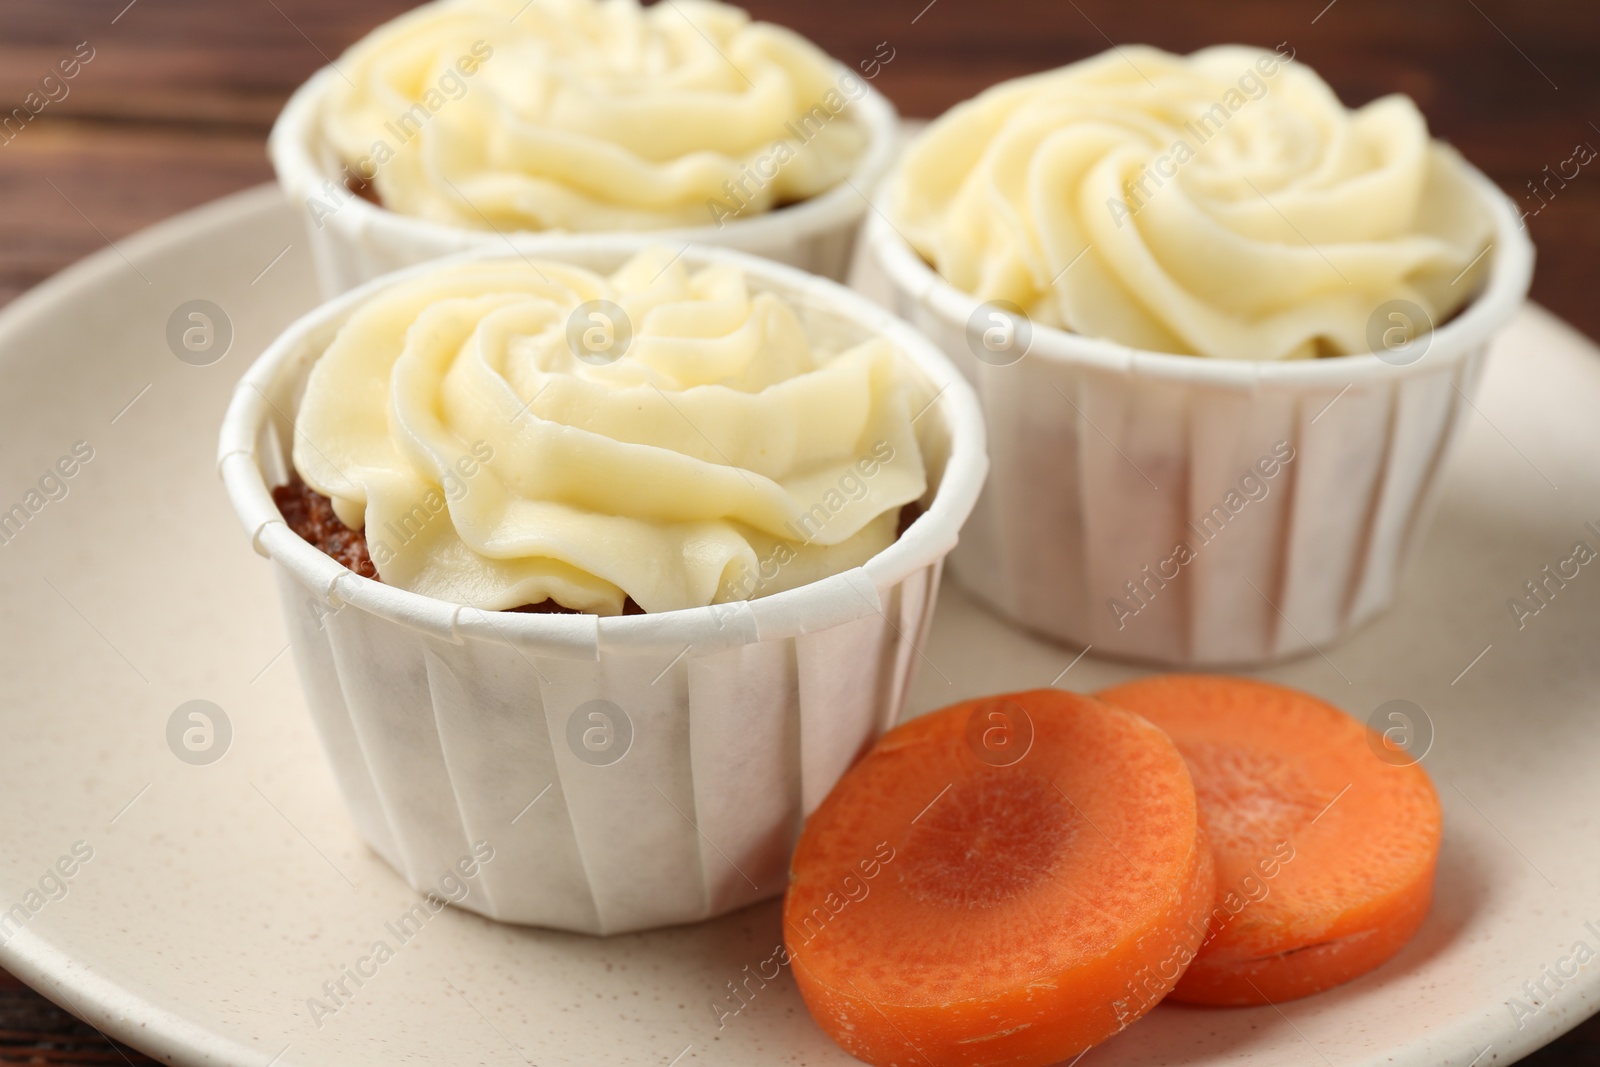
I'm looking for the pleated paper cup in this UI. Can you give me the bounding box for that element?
[856,163,1532,667]
[218,238,987,935]
[270,64,900,298]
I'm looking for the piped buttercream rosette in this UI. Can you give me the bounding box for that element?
[888,45,1495,360]
[292,248,928,614]
[320,0,867,233]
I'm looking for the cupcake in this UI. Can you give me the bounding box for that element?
[218,238,986,934]
[857,45,1533,666]
[270,0,899,295]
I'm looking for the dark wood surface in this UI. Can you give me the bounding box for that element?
[2,1,1598,1063]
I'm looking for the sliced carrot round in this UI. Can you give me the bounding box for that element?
[1097,675,1442,1006]
[784,689,1215,1067]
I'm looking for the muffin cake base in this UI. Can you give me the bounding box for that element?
[272,477,646,615]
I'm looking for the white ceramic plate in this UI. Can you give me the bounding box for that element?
[1,185,1598,1067]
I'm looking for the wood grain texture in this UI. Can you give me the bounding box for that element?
[1,0,1597,1063]
[2,0,1598,326]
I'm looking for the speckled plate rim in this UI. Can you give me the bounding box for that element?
[0,189,310,1067]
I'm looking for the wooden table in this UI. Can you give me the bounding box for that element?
[2,1,1597,1063]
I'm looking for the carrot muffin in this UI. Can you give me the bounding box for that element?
[220,239,987,934]
[859,44,1530,665]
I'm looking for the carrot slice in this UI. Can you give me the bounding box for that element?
[1096,675,1442,1006]
[784,689,1215,1067]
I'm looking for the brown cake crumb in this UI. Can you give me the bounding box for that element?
[272,477,645,614]
[509,597,645,616]
[273,476,377,579]
[897,500,925,539]
[275,477,917,615]
[341,170,808,218]
[345,173,383,206]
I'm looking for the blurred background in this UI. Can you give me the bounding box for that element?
[2,0,1598,332]
[1,0,1597,1062]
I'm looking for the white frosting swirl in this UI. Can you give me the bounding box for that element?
[889,46,1496,360]
[321,0,867,232]
[291,249,928,614]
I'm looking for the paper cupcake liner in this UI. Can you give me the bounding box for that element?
[270,65,901,298]
[854,165,1533,666]
[219,239,987,934]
